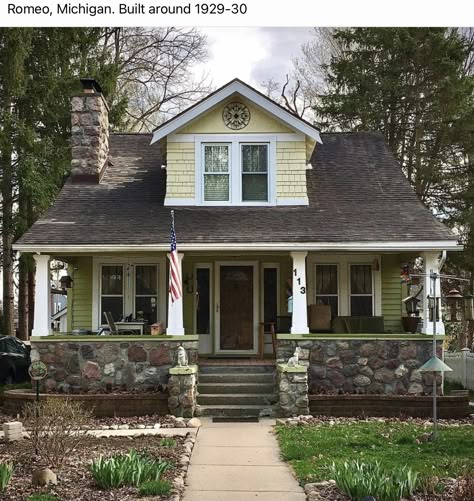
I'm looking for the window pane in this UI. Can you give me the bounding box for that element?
[204,174,229,201]
[242,145,268,173]
[315,296,338,317]
[101,266,123,295]
[351,296,373,316]
[204,145,229,172]
[101,297,123,322]
[135,297,157,324]
[351,265,372,294]
[263,268,278,323]
[136,265,157,295]
[196,268,211,335]
[242,174,268,201]
[316,265,338,295]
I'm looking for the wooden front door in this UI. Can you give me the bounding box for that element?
[218,265,255,352]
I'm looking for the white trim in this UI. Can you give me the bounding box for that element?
[168,132,305,143]
[215,261,259,355]
[17,240,462,253]
[164,198,195,206]
[32,254,52,336]
[92,256,166,330]
[151,80,322,145]
[276,197,309,206]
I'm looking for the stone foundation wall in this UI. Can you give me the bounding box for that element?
[277,364,309,417]
[168,366,198,418]
[277,337,442,395]
[30,337,198,393]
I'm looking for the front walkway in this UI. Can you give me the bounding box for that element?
[182,418,305,501]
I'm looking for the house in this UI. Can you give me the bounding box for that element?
[13,78,461,415]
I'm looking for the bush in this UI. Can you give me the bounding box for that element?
[0,463,13,490]
[23,398,93,469]
[26,494,59,501]
[138,479,172,496]
[159,437,177,447]
[89,449,170,490]
[329,460,418,501]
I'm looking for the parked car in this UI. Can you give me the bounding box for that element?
[0,336,31,384]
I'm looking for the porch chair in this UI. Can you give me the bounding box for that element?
[259,322,277,358]
[103,312,139,335]
[308,304,332,333]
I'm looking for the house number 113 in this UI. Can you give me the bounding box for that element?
[293,268,306,295]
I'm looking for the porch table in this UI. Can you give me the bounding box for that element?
[114,321,145,335]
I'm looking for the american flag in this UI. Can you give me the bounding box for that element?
[169,210,182,303]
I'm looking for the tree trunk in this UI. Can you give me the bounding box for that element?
[17,255,29,340]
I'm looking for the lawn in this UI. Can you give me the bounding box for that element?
[276,421,474,486]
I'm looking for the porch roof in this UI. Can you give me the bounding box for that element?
[15,132,458,252]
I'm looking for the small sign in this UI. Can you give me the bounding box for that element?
[28,361,48,381]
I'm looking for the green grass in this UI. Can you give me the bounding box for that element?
[138,479,172,496]
[0,382,31,394]
[444,379,474,401]
[159,437,177,447]
[276,422,474,486]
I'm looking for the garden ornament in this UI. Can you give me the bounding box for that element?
[176,346,189,367]
[287,347,301,367]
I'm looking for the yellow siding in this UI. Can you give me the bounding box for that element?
[178,97,294,134]
[67,257,93,331]
[381,254,403,332]
[166,142,195,200]
[276,141,308,200]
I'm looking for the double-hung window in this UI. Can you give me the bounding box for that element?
[203,144,230,202]
[241,144,269,202]
[350,264,373,316]
[100,265,124,322]
[315,264,339,317]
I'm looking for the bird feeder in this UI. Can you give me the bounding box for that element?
[60,275,73,289]
[446,289,463,321]
[463,294,474,321]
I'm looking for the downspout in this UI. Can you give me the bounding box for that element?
[439,250,447,272]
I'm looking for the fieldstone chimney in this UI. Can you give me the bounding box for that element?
[70,78,109,183]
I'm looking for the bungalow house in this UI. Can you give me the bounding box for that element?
[13,78,461,416]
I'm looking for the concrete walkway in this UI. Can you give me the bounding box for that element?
[182,418,305,501]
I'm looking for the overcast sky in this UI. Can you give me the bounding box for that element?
[195,27,314,90]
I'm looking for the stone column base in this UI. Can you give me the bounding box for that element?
[277,364,309,417]
[168,365,198,418]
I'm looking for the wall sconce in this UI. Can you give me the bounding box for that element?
[183,273,194,294]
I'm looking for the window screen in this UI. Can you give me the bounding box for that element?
[315,264,338,317]
[241,144,268,202]
[350,264,373,316]
[203,144,230,201]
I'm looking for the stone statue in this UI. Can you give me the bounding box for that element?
[287,347,301,367]
[176,346,189,367]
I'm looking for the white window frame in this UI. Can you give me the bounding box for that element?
[314,263,340,316]
[99,264,125,324]
[92,256,166,329]
[349,263,375,317]
[195,134,277,206]
[241,143,270,203]
[201,142,231,204]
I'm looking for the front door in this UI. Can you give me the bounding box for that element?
[216,263,257,354]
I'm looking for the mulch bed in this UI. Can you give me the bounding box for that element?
[0,435,186,500]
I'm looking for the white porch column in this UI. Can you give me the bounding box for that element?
[290,251,309,334]
[421,251,445,336]
[167,252,185,335]
[32,254,52,337]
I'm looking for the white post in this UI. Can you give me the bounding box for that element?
[167,252,185,335]
[32,254,52,337]
[421,251,445,336]
[290,251,309,334]
[461,347,470,388]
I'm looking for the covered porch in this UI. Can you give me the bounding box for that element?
[31,247,446,356]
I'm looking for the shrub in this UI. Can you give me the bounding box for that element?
[23,398,93,469]
[89,449,170,490]
[159,437,177,447]
[0,463,13,490]
[26,494,59,501]
[138,479,172,496]
[329,460,418,501]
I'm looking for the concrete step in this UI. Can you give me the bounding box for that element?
[199,405,266,417]
[199,365,275,374]
[198,382,275,394]
[198,393,276,406]
[198,373,275,384]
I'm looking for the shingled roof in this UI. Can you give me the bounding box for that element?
[15,131,457,250]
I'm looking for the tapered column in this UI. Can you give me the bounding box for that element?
[421,251,445,336]
[32,254,51,337]
[167,252,185,335]
[290,251,309,334]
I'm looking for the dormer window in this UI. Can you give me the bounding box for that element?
[198,136,275,206]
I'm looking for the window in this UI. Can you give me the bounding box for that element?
[203,144,230,201]
[196,267,211,335]
[101,265,124,322]
[135,265,158,324]
[350,264,373,316]
[241,144,268,202]
[263,267,278,323]
[315,264,338,317]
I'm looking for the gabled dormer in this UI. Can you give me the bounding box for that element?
[151,79,322,207]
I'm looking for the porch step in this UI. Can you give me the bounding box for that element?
[198,393,277,406]
[198,382,275,394]
[198,365,275,374]
[198,373,275,384]
[199,405,266,417]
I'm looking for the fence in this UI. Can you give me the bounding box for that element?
[445,348,474,390]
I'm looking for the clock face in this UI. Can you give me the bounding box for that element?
[222,102,250,130]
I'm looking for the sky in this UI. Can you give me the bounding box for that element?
[195,27,315,90]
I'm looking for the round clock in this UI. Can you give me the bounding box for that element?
[222,102,250,130]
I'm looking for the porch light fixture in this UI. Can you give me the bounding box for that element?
[446,289,463,321]
[402,295,420,316]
